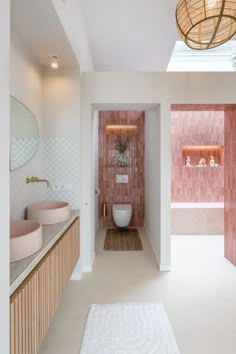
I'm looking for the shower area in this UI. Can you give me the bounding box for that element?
[171,105,224,236]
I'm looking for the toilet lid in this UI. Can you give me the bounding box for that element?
[113,204,132,212]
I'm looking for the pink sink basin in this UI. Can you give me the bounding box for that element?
[10,220,43,263]
[27,201,70,225]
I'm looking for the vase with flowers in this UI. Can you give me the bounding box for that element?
[115,134,129,167]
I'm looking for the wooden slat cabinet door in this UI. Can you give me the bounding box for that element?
[10,217,80,354]
[10,268,39,354]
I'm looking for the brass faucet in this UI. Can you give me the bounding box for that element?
[26,176,50,188]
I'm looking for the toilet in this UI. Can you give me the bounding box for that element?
[112,204,132,227]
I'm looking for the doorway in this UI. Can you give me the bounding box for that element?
[96,110,145,229]
[91,104,166,268]
[170,104,236,267]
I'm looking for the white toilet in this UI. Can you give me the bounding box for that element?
[112,204,132,227]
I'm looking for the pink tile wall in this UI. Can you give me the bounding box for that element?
[98,111,145,227]
[172,104,227,111]
[224,106,236,266]
[171,110,224,202]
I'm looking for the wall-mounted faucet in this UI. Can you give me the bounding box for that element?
[26,176,50,188]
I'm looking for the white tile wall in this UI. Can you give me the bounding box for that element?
[10,137,39,170]
[10,140,44,219]
[10,137,80,220]
[42,137,80,210]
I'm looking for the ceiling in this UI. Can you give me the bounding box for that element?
[10,0,236,72]
[11,0,78,68]
[80,0,178,71]
[11,0,179,71]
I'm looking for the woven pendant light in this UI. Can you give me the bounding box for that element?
[176,0,236,50]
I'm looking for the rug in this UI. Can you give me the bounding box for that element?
[104,228,143,251]
[80,303,180,354]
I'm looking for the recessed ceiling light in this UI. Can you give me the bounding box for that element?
[49,54,60,69]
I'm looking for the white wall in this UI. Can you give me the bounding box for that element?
[42,68,80,210]
[42,68,80,137]
[11,33,43,131]
[93,110,99,234]
[145,109,163,267]
[52,0,94,71]
[0,1,10,351]
[10,33,44,219]
[80,72,236,270]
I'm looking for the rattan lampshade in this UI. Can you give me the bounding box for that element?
[176,0,236,50]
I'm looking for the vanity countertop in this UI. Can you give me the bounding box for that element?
[10,210,80,296]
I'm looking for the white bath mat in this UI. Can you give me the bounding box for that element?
[80,303,180,354]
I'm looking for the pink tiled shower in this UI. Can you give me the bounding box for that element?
[98,111,144,227]
[171,110,224,203]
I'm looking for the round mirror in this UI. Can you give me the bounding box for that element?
[10,96,39,171]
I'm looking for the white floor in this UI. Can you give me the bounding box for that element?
[39,228,236,354]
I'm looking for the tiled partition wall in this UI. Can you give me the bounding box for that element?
[171,110,224,202]
[224,106,236,266]
[98,111,144,227]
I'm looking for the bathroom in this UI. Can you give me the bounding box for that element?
[171,105,225,237]
[96,110,145,230]
[170,103,236,267]
[2,1,236,353]
[90,106,162,247]
[8,1,161,347]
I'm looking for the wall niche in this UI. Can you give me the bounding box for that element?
[105,125,138,167]
[182,145,224,167]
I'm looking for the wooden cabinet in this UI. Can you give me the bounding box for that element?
[10,218,80,354]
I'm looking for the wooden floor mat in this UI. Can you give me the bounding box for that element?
[104,228,143,251]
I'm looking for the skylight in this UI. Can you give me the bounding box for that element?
[167,40,236,72]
